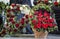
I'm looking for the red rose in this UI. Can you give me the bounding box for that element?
[49,23,53,27]
[44,0,48,4]
[20,19,24,25]
[34,23,41,29]
[11,20,15,24]
[30,15,33,18]
[11,3,16,8]
[44,11,50,17]
[25,15,29,19]
[9,18,13,22]
[16,7,20,11]
[14,29,17,32]
[34,25,37,28]
[32,20,37,25]
[48,18,54,23]
[15,23,19,28]
[42,24,48,29]
[38,18,43,22]
[36,23,41,28]
[38,13,43,17]
[54,2,58,6]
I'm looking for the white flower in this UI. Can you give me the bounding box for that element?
[10,6,13,9]
[20,7,23,10]
[22,5,26,7]
[6,6,10,9]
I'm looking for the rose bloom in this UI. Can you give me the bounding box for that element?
[32,20,37,25]
[16,6,20,11]
[25,15,29,19]
[42,23,48,29]
[15,23,20,28]
[54,2,58,6]
[29,15,33,18]
[9,18,14,22]
[11,20,15,24]
[11,3,16,8]
[49,23,53,28]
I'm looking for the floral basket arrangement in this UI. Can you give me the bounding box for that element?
[2,4,31,36]
[29,3,58,38]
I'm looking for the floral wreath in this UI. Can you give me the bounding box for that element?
[4,4,31,35]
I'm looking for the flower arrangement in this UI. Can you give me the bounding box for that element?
[29,3,58,32]
[4,4,31,35]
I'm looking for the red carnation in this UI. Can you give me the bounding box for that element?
[9,18,13,22]
[54,2,58,6]
[11,3,16,8]
[15,23,19,28]
[42,24,48,29]
[32,20,37,25]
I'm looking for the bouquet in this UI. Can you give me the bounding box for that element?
[29,3,58,32]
